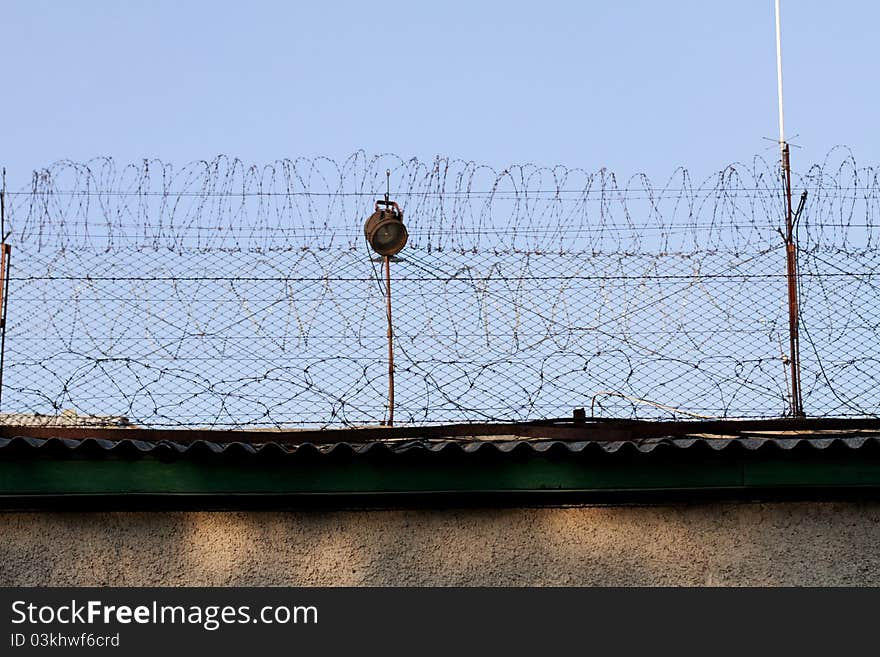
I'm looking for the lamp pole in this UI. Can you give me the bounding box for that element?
[384,253,394,426]
[383,170,395,427]
[364,170,407,427]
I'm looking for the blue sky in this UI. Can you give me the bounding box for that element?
[1,1,877,186]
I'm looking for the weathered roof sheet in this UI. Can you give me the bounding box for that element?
[5,419,880,503]
[2,418,880,459]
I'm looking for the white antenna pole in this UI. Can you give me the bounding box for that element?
[775,0,786,150]
[775,0,804,416]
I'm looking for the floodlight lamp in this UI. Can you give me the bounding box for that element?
[364,200,408,257]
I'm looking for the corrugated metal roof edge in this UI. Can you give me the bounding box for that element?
[3,433,880,458]
[9,416,880,443]
[3,418,880,459]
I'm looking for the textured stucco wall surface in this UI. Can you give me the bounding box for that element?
[3,502,880,586]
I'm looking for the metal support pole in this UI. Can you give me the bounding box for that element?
[0,170,4,237]
[0,172,7,411]
[775,0,786,153]
[0,244,9,412]
[775,0,804,416]
[384,254,395,426]
[782,144,804,416]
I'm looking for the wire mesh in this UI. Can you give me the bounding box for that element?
[1,151,877,427]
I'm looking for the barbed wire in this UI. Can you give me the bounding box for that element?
[5,148,879,254]
[0,151,878,427]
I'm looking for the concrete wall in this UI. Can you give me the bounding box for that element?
[3,502,880,586]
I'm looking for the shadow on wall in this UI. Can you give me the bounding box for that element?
[3,503,880,586]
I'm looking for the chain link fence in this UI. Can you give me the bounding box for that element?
[0,153,877,427]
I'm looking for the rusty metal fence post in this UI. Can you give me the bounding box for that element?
[782,144,804,417]
[0,172,10,411]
